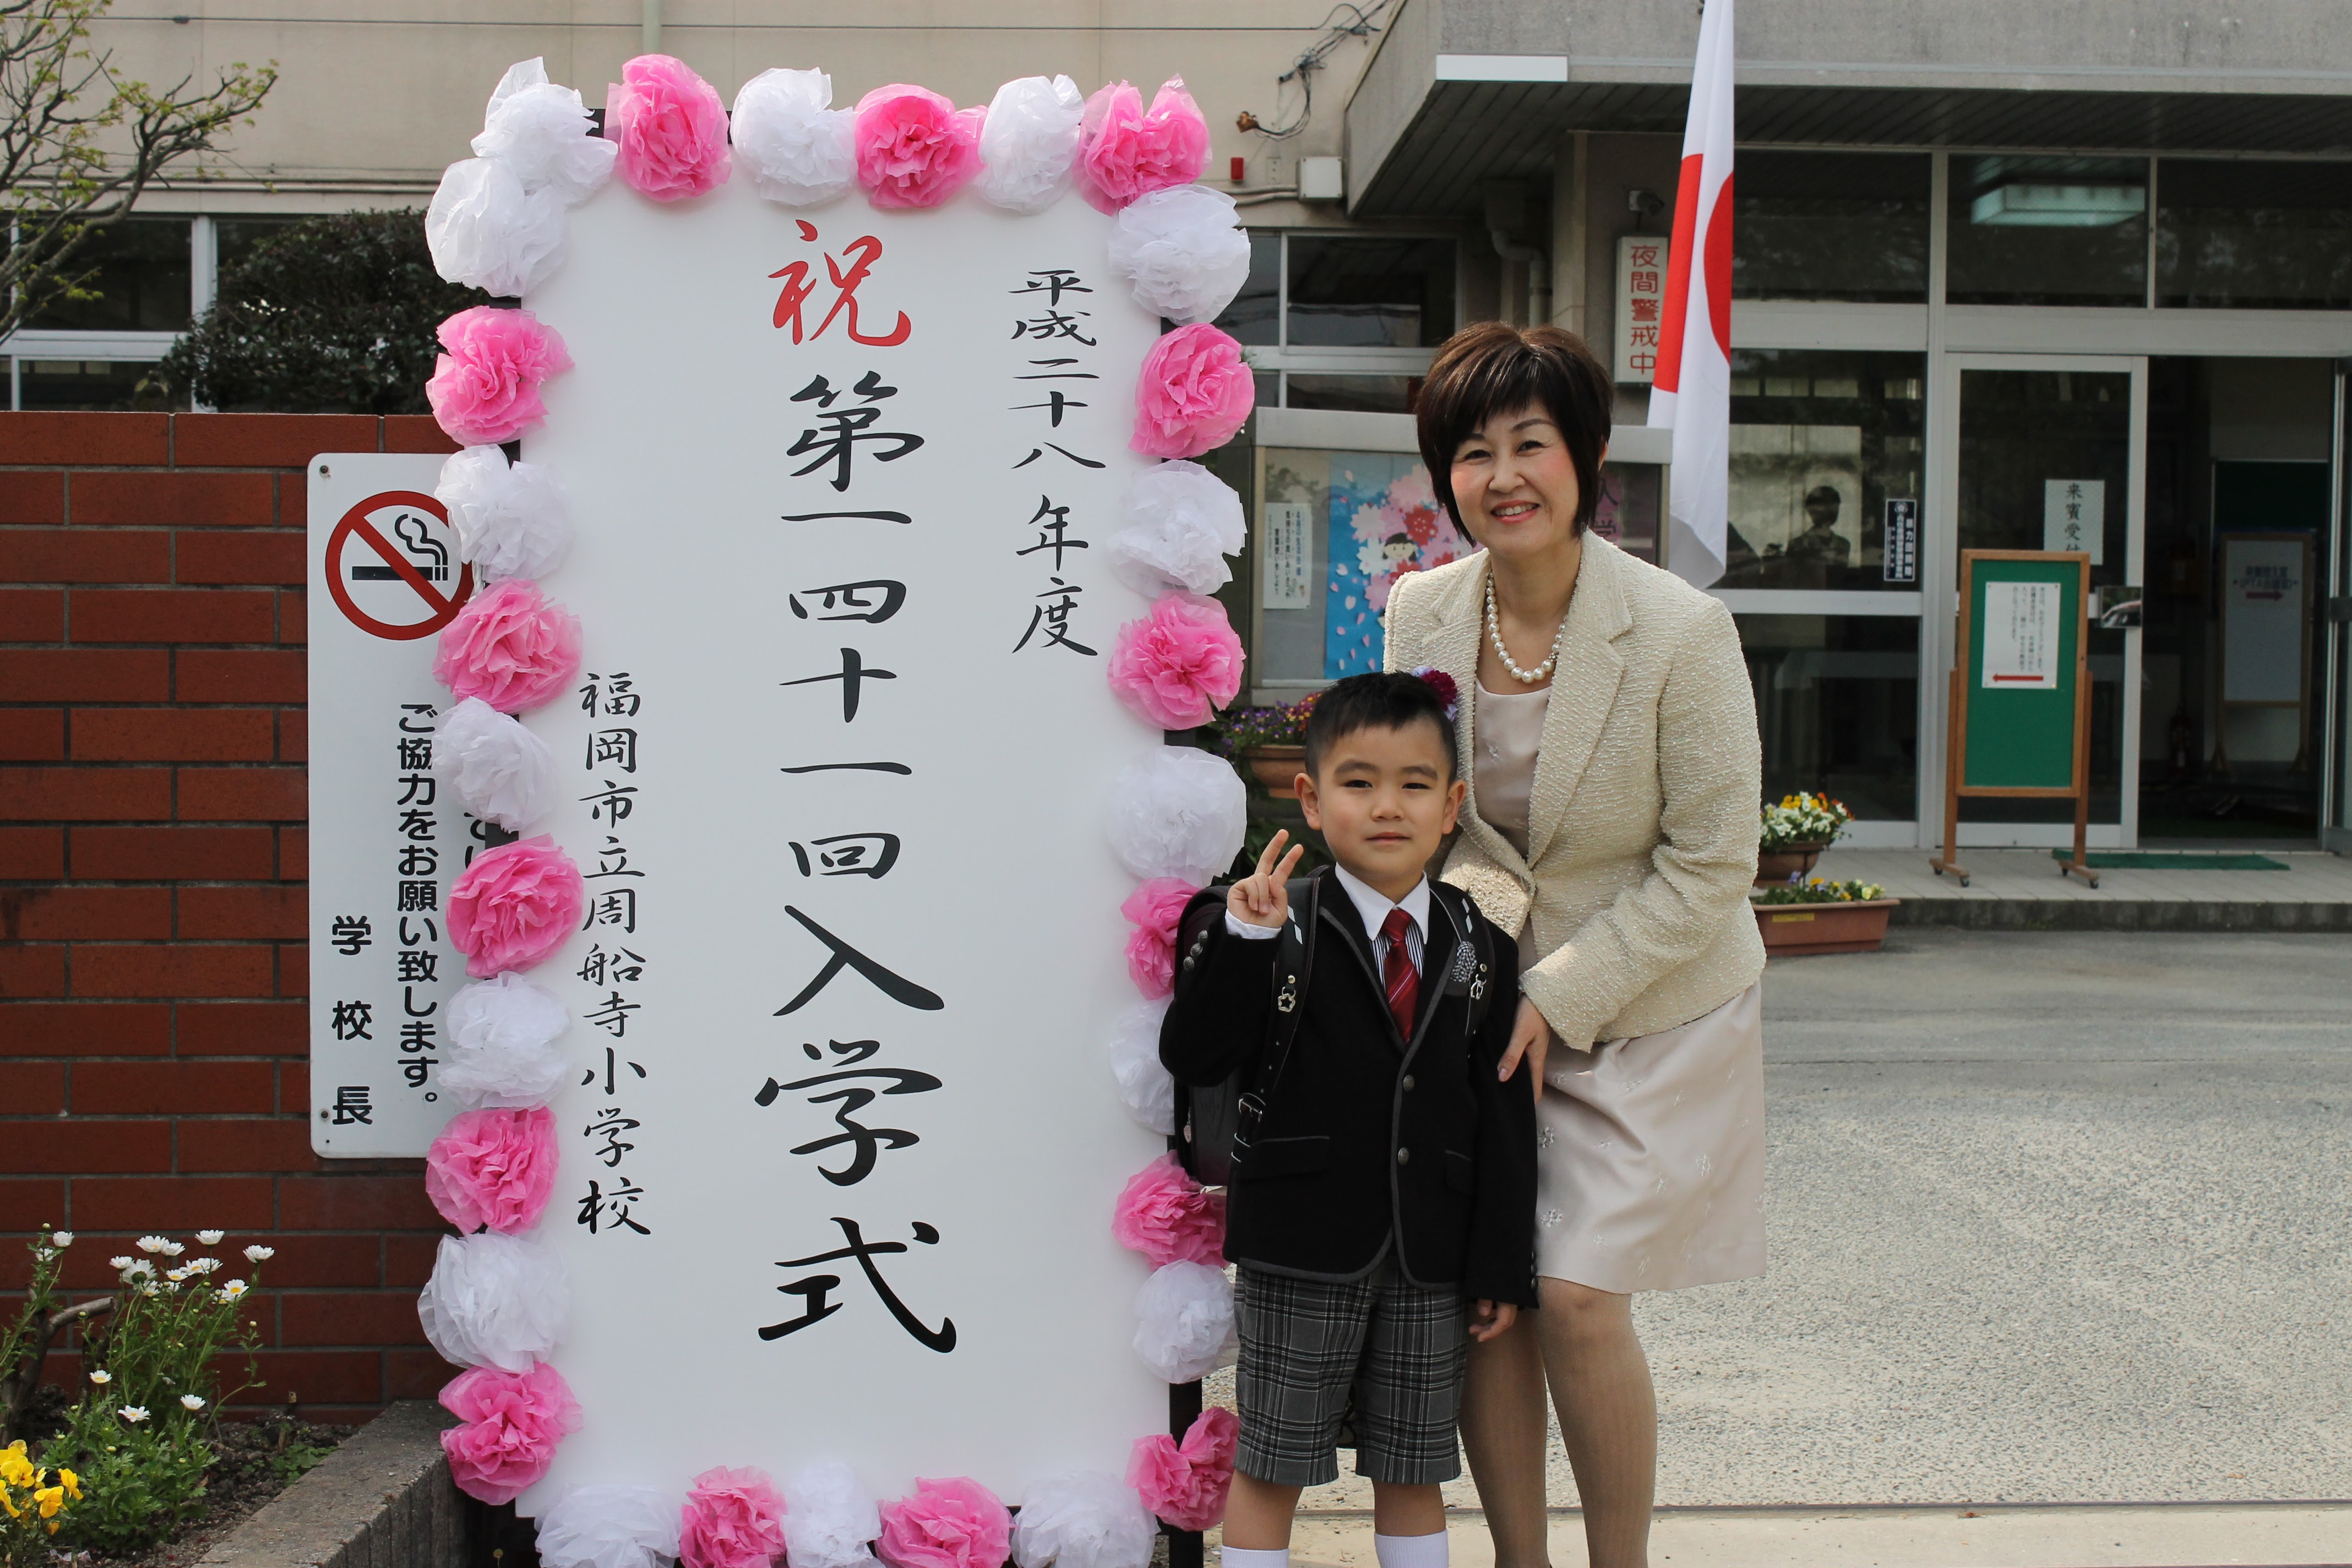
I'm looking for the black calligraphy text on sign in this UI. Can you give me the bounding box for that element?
[765,229,957,1354]
[574,671,656,1242]
[1007,270,1105,659]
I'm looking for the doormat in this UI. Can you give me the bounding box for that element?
[2051,850,2289,870]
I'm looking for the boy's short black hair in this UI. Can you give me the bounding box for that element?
[1303,672,1458,781]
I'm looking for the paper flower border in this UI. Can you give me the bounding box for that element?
[418,52,1253,1567]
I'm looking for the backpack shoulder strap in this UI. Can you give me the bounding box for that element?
[1251,870,1321,1105]
[1429,881,1498,1036]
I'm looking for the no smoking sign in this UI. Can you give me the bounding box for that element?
[324,489,475,640]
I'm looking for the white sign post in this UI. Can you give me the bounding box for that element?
[307,456,481,1156]
[510,183,1169,1505]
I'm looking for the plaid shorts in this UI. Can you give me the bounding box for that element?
[1232,1255,1469,1487]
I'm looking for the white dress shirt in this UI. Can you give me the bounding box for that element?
[1226,864,1429,973]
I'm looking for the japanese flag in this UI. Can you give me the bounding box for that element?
[1648,0,1734,589]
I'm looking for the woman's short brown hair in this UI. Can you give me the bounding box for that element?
[1416,321,1614,535]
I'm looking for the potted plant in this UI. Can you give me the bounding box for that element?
[1217,694,1320,799]
[1751,878,1899,955]
[1756,792,1852,885]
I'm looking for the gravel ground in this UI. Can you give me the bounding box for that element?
[1232,930,2352,1510]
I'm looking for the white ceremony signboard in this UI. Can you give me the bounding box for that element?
[313,52,1266,1543]
[514,179,1169,1504]
[1981,580,2060,690]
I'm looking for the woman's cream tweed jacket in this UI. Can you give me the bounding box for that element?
[1385,532,1765,1052]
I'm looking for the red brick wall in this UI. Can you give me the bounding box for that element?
[2,412,461,1423]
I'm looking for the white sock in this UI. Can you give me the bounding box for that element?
[1373,1531,1449,1568]
[1220,1549,1291,1568]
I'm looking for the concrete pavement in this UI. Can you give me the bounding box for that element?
[1249,929,2352,1559]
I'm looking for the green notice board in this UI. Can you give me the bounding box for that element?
[1959,553,2084,792]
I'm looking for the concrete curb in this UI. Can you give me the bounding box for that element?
[197,1402,466,1568]
[1887,899,2352,932]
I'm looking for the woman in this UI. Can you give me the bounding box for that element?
[1384,322,1765,1568]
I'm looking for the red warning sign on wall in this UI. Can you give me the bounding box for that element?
[323,490,475,640]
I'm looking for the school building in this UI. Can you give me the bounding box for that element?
[15,0,2352,853]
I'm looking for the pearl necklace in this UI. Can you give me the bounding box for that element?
[1485,579,1566,687]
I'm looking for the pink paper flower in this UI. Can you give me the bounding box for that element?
[426,1107,558,1235]
[426,307,572,448]
[448,835,585,979]
[853,85,985,209]
[607,54,732,201]
[438,1360,582,1505]
[876,1477,1011,1568]
[1120,876,1196,999]
[681,1466,789,1568]
[1131,323,1254,460]
[1107,592,1244,731]
[1076,78,1210,214]
[1128,1407,1237,1532]
[1112,1151,1226,1268]
[433,577,582,715]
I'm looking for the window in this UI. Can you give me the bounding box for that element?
[1737,615,1919,820]
[1722,350,1928,592]
[1284,236,1455,347]
[17,358,175,411]
[1947,156,2149,308]
[2157,159,2352,310]
[26,216,193,331]
[1733,151,1930,304]
[1283,373,1422,414]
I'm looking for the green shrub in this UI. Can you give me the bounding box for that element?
[44,1409,211,1557]
[160,209,488,412]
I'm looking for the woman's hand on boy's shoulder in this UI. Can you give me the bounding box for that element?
[1228,830,1308,930]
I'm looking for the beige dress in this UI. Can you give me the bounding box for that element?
[1474,680,1767,1295]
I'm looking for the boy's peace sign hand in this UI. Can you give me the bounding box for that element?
[1228,830,1308,929]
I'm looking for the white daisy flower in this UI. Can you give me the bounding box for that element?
[137,1235,169,1254]
[108,1255,134,1270]
[51,1232,73,1247]
[159,1241,184,1256]
[215,1280,248,1303]
[242,1245,274,1263]
[119,1406,150,1424]
[165,1266,191,1282]
[195,1230,225,1245]
[188,1257,220,1275]
[119,1259,154,1279]
[179,1395,206,1412]
[139,1283,161,1297]
[88,1370,112,1385]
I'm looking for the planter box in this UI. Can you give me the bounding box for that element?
[1753,897,1898,956]
[1244,744,1307,798]
[1755,843,1828,886]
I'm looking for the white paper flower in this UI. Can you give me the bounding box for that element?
[781,1462,880,1568]
[119,1406,149,1424]
[442,973,572,1109]
[180,1394,206,1412]
[1105,460,1246,598]
[976,74,1085,214]
[1105,744,1247,886]
[51,1231,73,1247]
[435,445,574,583]
[1107,185,1253,325]
[435,696,558,832]
[416,1232,569,1373]
[88,1370,112,1385]
[1131,1261,1237,1382]
[427,157,569,297]
[244,1245,274,1263]
[1109,998,1175,1137]
[536,1484,683,1568]
[195,1230,223,1245]
[137,1235,167,1254]
[473,58,617,204]
[1012,1471,1156,1568]
[732,68,856,207]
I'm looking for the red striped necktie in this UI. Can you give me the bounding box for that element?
[1380,907,1419,1038]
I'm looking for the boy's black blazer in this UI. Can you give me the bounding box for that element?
[1159,868,1539,1308]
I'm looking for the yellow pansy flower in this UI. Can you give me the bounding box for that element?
[35,1483,65,1518]
[58,1468,80,1499]
[0,1439,35,1487]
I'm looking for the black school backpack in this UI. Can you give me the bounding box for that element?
[1174,871,1496,1186]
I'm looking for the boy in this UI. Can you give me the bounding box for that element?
[1160,670,1538,1568]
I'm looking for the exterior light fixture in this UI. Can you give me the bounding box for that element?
[1969,182,2146,226]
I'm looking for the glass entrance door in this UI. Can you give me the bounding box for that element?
[1930,355,2147,845]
